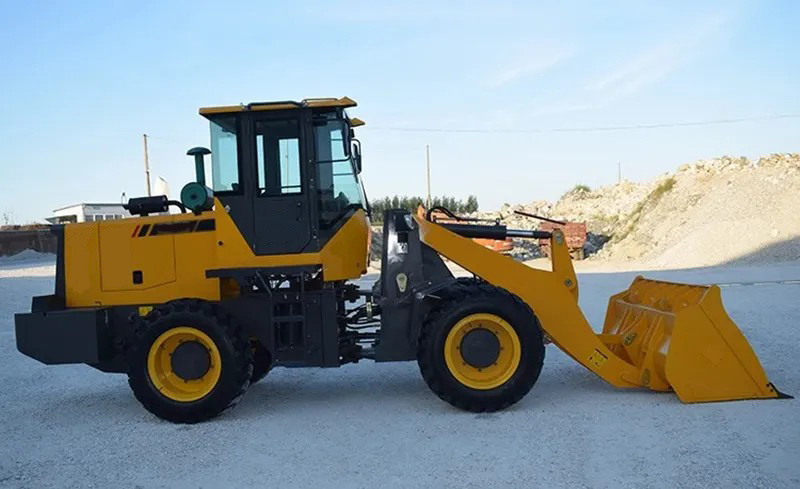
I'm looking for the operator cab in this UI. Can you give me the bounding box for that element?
[198,97,368,255]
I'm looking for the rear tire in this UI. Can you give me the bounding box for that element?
[250,341,273,384]
[417,283,545,412]
[127,299,253,423]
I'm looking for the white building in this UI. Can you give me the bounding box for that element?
[47,203,129,224]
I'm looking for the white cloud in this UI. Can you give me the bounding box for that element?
[588,13,730,100]
[485,44,574,88]
[534,11,734,116]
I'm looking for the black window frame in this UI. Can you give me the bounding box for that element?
[312,110,352,164]
[208,115,245,196]
[253,117,305,198]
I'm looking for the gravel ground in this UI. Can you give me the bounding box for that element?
[1,256,798,489]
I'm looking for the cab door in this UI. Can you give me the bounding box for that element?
[249,113,313,255]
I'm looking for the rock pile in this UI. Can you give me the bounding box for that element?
[474,153,800,267]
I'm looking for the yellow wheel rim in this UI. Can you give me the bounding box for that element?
[146,327,222,402]
[444,313,521,390]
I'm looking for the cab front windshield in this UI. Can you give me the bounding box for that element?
[314,113,365,227]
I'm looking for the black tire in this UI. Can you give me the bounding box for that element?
[127,299,253,423]
[417,283,545,412]
[250,341,273,384]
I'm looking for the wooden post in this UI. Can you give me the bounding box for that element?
[426,145,431,209]
[143,134,152,196]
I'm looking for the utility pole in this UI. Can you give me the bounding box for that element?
[143,134,152,196]
[426,145,431,209]
[617,162,621,183]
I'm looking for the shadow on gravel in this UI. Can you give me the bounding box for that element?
[592,236,800,277]
[24,361,677,426]
[239,367,431,413]
[238,358,649,417]
[534,361,650,402]
[719,236,800,267]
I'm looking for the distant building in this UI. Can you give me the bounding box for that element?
[46,203,129,224]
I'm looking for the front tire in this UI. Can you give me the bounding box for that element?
[417,283,545,412]
[127,299,253,423]
[250,341,273,384]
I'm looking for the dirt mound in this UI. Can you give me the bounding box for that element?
[481,153,800,268]
[608,153,800,268]
[497,180,656,237]
[0,249,55,264]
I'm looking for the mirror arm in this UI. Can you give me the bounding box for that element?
[352,138,362,173]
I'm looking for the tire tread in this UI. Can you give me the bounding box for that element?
[127,299,253,423]
[417,283,545,412]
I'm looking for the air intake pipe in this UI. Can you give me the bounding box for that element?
[180,147,214,213]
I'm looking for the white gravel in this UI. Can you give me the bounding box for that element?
[1,260,798,489]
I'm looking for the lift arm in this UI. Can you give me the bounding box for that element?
[417,216,641,389]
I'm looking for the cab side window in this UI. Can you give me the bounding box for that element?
[210,117,241,193]
[314,116,362,228]
[255,119,302,196]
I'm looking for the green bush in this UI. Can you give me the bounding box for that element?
[561,184,591,200]
[651,177,676,199]
[612,177,676,243]
[572,184,591,193]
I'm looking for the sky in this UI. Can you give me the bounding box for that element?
[0,0,798,223]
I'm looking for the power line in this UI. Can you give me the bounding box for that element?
[366,113,800,134]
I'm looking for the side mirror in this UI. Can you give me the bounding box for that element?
[352,139,362,173]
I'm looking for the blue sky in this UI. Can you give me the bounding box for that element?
[1,1,798,223]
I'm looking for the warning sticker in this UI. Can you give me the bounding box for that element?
[588,349,608,369]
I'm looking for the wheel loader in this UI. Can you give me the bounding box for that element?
[14,97,789,423]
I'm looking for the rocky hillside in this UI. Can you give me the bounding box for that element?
[482,153,800,268]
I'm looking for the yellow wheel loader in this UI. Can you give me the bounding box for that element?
[14,97,789,423]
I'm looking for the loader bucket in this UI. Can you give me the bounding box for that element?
[601,277,786,402]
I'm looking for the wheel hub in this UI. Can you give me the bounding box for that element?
[147,326,222,402]
[170,340,211,381]
[459,328,500,368]
[444,313,522,390]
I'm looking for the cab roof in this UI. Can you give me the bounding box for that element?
[199,96,357,116]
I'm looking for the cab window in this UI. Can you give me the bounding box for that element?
[314,114,362,227]
[255,119,302,196]
[210,117,241,193]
